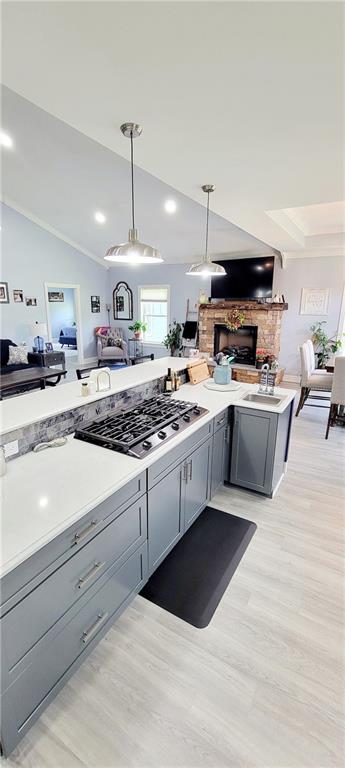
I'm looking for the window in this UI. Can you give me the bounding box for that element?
[139,286,170,345]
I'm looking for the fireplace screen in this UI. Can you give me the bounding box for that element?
[214,324,258,365]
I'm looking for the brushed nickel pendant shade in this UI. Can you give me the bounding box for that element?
[186,185,226,277]
[104,123,163,264]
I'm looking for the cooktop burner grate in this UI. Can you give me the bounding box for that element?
[74,396,208,457]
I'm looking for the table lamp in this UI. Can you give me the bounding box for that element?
[31,322,48,353]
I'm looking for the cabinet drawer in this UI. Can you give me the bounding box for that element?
[1,544,148,755]
[46,354,63,365]
[213,409,228,432]
[148,421,212,489]
[1,496,147,686]
[1,471,146,610]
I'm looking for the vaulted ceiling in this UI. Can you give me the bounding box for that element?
[1,1,344,263]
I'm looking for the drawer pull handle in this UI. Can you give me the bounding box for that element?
[77,561,106,589]
[73,519,101,545]
[82,612,109,644]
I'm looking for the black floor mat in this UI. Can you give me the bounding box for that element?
[140,506,257,628]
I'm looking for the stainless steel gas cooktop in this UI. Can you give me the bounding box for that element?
[74,396,209,458]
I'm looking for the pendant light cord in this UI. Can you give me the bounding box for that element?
[205,190,210,262]
[130,130,135,230]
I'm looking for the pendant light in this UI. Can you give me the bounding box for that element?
[105,123,163,264]
[186,185,226,276]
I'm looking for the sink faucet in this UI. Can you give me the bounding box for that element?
[258,363,270,394]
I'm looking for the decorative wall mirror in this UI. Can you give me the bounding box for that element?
[113,281,133,321]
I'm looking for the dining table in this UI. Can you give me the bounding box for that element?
[325,357,335,373]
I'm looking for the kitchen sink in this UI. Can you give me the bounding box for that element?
[242,393,284,406]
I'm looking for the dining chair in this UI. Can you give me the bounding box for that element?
[295,341,333,416]
[325,356,345,439]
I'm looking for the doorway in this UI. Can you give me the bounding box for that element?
[44,282,83,366]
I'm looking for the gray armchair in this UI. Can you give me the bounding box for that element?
[96,327,129,366]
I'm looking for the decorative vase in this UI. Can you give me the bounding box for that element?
[134,331,141,340]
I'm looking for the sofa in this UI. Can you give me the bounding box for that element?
[95,327,129,366]
[0,339,37,375]
[59,326,77,348]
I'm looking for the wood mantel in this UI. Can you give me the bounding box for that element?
[198,301,288,359]
[199,301,288,312]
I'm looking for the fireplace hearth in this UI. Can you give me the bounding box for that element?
[214,324,258,365]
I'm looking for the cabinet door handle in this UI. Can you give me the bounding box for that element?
[77,561,106,589]
[82,612,109,644]
[188,459,193,481]
[182,462,188,482]
[224,425,229,443]
[73,519,101,546]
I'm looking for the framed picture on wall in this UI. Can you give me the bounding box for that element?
[25,297,38,307]
[300,288,329,315]
[91,295,101,313]
[48,291,64,302]
[0,282,9,304]
[13,289,24,303]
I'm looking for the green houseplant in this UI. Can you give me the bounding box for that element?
[128,320,148,340]
[310,322,343,368]
[163,321,183,356]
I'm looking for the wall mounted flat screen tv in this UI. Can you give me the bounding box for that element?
[210,256,275,300]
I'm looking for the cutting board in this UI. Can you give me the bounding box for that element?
[187,360,210,385]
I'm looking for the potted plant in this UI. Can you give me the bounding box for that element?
[226,309,245,332]
[255,348,266,369]
[310,322,343,368]
[128,320,147,340]
[163,321,183,356]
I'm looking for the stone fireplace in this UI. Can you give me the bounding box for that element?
[214,324,258,365]
[199,301,288,362]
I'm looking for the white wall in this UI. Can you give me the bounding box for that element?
[109,256,345,372]
[2,208,343,373]
[47,286,76,339]
[273,255,345,375]
[0,204,109,359]
[109,264,203,358]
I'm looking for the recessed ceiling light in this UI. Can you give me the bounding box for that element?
[164,199,177,214]
[0,132,13,148]
[94,211,106,224]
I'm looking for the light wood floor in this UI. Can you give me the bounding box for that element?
[6,403,345,768]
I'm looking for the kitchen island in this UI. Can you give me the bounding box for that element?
[0,361,296,755]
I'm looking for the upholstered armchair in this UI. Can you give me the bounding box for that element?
[295,340,333,416]
[95,327,129,366]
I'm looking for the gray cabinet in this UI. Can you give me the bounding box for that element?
[183,439,211,530]
[148,463,182,572]
[230,403,293,497]
[147,428,213,573]
[0,480,148,756]
[210,409,230,497]
[1,544,147,756]
[210,423,227,498]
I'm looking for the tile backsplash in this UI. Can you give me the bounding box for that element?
[1,371,187,460]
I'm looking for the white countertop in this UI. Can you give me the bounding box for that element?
[0,377,296,578]
[0,357,190,436]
